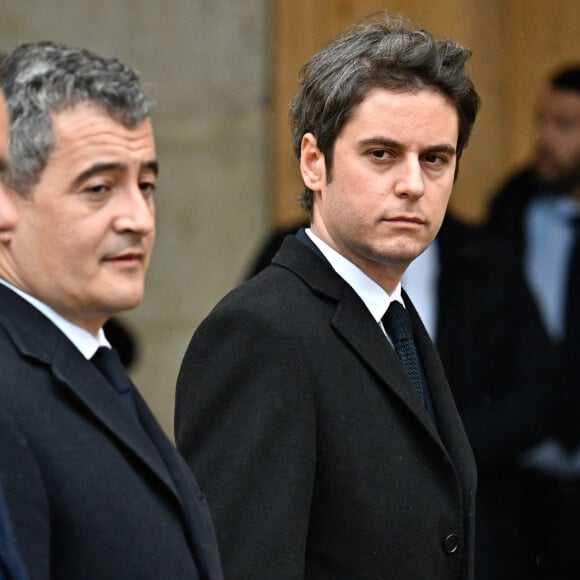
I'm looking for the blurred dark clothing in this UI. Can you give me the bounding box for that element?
[103,317,138,369]
[432,215,565,579]
[434,215,564,472]
[487,165,580,437]
[486,167,539,254]
[486,166,580,580]
[245,221,307,279]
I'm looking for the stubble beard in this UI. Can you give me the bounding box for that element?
[536,150,580,194]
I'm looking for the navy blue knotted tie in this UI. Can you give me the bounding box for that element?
[382,302,426,404]
[91,347,139,417]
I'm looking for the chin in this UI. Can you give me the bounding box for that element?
[386,240,426,263]
[107,289,144,313]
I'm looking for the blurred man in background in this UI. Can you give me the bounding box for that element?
[487,64,580,580]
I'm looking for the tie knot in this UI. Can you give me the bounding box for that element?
[91,347,131,394]
[382,301,413,342]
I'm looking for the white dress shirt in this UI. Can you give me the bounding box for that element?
[401,241,439,340]
[305,229,405,339]
[525,194,580,341]
[0,278,110,359]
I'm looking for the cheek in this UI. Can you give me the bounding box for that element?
[434,174,454,199]
[432,189,452,223]
[425,182,452,219]
[144,221,156,251]
[333,164,380,203]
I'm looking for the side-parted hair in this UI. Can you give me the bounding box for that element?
[289,12,481,213]
[0,41,153,196]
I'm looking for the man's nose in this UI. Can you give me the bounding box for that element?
[112,185,155,235]
[393,157,425,198]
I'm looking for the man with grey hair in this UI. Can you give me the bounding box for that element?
[176,12,480,580]
[0,42,222,579]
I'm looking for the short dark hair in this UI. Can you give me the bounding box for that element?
[550,64,580,94]
[0,41,153,196]
[289,12,480,213]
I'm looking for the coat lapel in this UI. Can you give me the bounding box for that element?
[332,285,443,445]
[135,395,222,579]
[411,311,477,508]
[274,237,445,450]
[50,339,180,498]
[275,236,476,514]
[0,285,179,501]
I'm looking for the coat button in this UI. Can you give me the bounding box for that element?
[443,534,459,554]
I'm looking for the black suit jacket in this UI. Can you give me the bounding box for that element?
[175,234,477,580]
[0,284,223,580]
[0,470,28,580]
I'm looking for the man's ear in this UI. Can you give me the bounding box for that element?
[0,187,18,243]
[300,133,326,192]
[0,222,14,243]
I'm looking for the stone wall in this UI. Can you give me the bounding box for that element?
[0,0,270,436]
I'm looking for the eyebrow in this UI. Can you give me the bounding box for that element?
[359,137,457,156]
[72,160,159,189]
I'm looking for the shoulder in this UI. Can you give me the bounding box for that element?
[487,166,539,236]
[192,267,322,353]
[204,239,342,330]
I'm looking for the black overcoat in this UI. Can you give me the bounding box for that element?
[176,235,476,580]
[0,284,223,580]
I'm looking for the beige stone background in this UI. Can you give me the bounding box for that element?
[0,0,270,436]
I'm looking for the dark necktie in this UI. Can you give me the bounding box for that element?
[382,302,426,403]
[565,216,580,346]
[91,347,139,418]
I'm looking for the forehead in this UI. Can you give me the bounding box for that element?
[344,87,459,140]
[538,88,580,118]
[49,103,156,162]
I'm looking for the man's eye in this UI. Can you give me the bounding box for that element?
[556,119,574,132]
[140,181,157,196]
[85,184,109,195]
[424,154,445,165]
[371,150,390,159]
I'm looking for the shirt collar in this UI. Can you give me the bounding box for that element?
[305,228,404,322]
[0,278,110,359]
[535,193,580,221]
